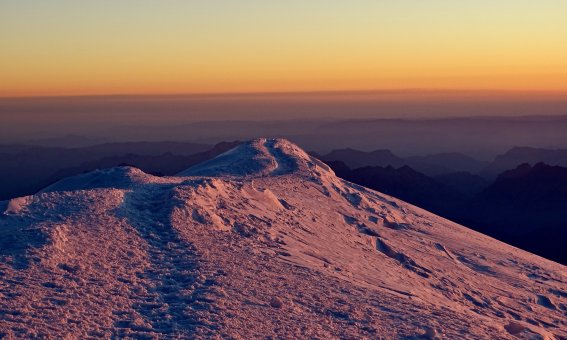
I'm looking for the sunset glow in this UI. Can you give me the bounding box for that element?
[1,1,567,97]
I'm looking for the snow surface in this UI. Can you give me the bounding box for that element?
[0,138,565,339]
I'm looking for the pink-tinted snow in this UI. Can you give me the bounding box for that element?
[1,138,565,339]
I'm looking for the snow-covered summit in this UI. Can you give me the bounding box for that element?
[41,166,152,193]
[1,138,565,339]
[33,138,330,196]
[177,138,333,178]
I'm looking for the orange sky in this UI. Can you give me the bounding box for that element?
[1,1,567,98]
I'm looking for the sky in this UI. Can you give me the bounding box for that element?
[1,0,567,98]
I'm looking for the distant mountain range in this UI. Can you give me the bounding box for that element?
[315,148,406,169]
[482,146,567,178]
[317,145,567,179]
[316,148,489,177]
[5,115,567,160]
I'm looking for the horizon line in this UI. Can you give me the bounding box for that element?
[2,88,567,101]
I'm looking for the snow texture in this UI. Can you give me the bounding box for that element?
[0,138,565,339]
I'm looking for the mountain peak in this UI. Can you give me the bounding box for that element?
[177,138,333,178]
[41,166,152,193]
[1,138,565,339]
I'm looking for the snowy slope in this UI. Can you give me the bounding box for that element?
[0,138,565,339]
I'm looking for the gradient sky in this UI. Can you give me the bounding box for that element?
[1,1,567,97]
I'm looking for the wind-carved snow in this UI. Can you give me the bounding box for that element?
[1,138,565,339]
[177,138,333,179]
